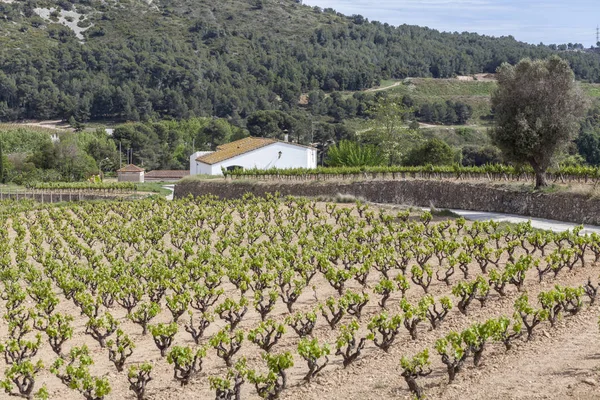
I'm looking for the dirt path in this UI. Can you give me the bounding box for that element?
[364,81,402,92]
[15,120,69,131]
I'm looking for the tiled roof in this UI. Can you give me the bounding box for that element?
[196,137,277,165]
[117,164,144,173]
[145,170,190,179]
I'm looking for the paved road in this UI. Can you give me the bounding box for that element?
[163,185,174,201]
[447,209,600,234]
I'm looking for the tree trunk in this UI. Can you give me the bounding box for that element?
[404,376,424,399]
[447,365,457,383]
[534,169,548,188]
[473,346,484,367]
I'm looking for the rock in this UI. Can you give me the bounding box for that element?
[582,378,597,386]
[542,330,551,338]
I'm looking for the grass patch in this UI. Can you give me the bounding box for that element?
[134,182,173,196]
[376,79,400,89]
[531,184,568,194]
[420,126,491,146]
[400,78,497,97]
[581,83,600,98]
[179,174,226,182]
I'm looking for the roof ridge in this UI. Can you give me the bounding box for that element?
[117,164,144,172]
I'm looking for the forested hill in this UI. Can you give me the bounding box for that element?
[1,0,600,122]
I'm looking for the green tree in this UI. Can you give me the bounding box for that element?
[364,96,413,163]
[404,138,455,166]
[576,104,600,165]
[576,126,600,165]
[53,134,98,181]
[247,111,290,139]
[461,145,503,166]
[204,119,232,150]
[491,56,589,187]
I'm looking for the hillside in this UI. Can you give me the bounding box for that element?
[364,77,600,123]
[1,0,600,123]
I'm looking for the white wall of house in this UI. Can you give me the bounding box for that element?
[189,151,214,175]
[193,143,317,176]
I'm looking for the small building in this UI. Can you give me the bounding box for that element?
[144,170,190,182]
[190,137,317,176]
[189,151,214,176]
[117,164,144,182]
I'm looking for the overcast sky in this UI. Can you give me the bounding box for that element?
[303,0,599,47]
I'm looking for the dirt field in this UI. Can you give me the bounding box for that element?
[0,197,599,400]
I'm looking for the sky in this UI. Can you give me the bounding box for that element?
[302,0,599,47]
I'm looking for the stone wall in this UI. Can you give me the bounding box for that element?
[0,192,133,203]
[174,179,600,225]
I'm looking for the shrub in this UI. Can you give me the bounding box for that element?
[404,138,454,166]
[326,140,385,167]
[461,145,503,166]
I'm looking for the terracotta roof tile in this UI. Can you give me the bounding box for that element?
[196,137,277,165]
[117,164,144,173]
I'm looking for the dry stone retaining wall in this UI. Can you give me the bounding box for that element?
[174,179,600,225]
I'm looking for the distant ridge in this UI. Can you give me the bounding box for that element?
[0,0,599,122]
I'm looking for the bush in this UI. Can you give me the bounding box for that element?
[576,126,600,166]
[326,140,385,167]
[461,145,503,166]
[404,138,454,166]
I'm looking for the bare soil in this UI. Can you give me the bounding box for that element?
[1,201,599,400]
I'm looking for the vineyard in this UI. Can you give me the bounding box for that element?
[23,182,137,193]
[223,164,600,184]
[1,195,600,399]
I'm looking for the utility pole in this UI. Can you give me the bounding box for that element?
[119,141,122,169]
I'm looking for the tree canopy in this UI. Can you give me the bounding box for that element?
[1,0,599,123]
[490,56,589,187]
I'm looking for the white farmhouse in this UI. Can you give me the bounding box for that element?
[189,137,318,176]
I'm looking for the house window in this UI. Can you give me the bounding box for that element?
[226,165,243,172]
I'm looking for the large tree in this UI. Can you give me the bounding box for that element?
[491,56,588,187]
